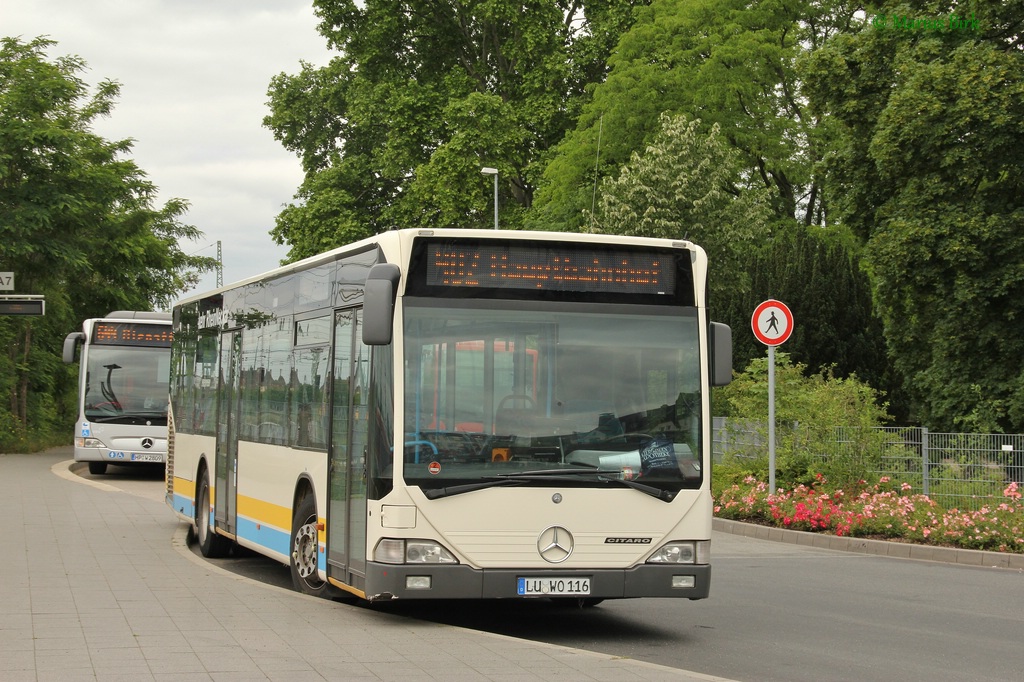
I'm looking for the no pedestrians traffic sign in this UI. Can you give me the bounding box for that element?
[751,299,793,346]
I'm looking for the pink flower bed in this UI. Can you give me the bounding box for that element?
[715,475,1024,553]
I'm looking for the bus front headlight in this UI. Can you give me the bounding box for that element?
[373,538,458,565]
[647,540,710,565]
[75,437,106,449]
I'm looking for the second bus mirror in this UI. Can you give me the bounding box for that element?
[62,332,85,364]
[363,264,401,345]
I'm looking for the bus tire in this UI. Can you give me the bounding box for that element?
[290,493,332,598]
[195,467,231,558]
[88,461,108,475]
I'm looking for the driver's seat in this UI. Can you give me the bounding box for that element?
[494,394,536,436]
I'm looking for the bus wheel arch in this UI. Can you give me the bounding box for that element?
[195,460,231,558]
[290,483,332,598]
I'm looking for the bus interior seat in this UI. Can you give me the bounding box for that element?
[494,407,536,436]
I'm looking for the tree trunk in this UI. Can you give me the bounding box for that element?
[17,322,31,425]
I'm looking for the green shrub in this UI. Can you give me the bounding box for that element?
[716,352,891,489]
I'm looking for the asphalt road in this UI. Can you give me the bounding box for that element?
[81,463,1024,682]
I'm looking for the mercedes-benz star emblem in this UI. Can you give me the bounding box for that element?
[537,525,573,563]
[141,438,153,449]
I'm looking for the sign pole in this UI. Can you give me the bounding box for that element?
[768,345,775,494]
[751,299,793,495]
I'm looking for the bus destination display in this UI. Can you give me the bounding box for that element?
[93,322,173,347]
[424,243,676,295]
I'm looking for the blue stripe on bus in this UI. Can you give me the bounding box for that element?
[236,516,292,559]
[171,492,195,520]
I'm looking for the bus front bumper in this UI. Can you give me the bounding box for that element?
[73,446,166,465]
[361,562,710,601]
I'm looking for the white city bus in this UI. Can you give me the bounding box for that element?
[63,311,173,475]
[167,229,731,603]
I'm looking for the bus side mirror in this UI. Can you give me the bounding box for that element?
[362,263,401,345]
[710,322,732,387]
[63,332,85,364]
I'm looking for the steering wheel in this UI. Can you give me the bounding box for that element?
[91,401,122,411]
[496,394,535,411]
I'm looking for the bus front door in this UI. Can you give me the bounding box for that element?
[327,309,370,591]
[215,329,241,537]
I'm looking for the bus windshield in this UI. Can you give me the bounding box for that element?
[84,345,170,422]
[402,300,703,495]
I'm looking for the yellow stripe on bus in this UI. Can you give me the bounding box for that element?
[237,494,292,530]
[236,494,326,537]
[173,476,196,499]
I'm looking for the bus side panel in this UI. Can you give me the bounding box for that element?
[234,441,328,567]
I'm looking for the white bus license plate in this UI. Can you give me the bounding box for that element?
[130,453,163,462]
[517,577,590,596]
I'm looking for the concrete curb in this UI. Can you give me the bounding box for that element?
[713,517,1024,570]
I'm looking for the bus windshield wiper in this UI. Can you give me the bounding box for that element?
[421,468,628,499]
[422,478,527,500]
[493,468,676,502]
[86,413,165,424]
[598,476,676,502]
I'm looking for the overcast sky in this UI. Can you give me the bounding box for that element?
[6,0,333,301]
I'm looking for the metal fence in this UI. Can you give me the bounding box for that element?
[712,419,1024,510]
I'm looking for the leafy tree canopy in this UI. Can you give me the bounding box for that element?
[265,0,648,262]
[802,1,1024,431]
[718,223,897,415]
[0,36,215,314]
[0,36,215,446]
[585,113,772,303]
[530,0,861,233]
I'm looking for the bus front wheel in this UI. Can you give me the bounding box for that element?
[290,494,332,598]
[88,461,107,475]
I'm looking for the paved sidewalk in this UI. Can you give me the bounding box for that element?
[0,448,732,681]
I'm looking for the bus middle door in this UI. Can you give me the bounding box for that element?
[214,328,241,537]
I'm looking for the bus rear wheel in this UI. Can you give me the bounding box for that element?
[290,494,332,598]
[195,467,231,558]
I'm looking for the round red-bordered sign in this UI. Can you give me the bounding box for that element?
[751,299,793,346]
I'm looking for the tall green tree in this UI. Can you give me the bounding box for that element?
[530,0,860,232]
[0,37,215,446]
[264,0,648,262]
[802,1,1024,431]
[586,113,772,303]
[533,0,889,392]
[718,225,899,417]
[571,53,888,400]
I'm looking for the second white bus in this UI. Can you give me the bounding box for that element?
[63,311,173,475]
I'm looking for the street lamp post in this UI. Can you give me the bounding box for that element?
[481,167,498,230]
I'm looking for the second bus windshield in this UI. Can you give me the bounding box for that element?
[84,345,170,421]
[403,301,703,492]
